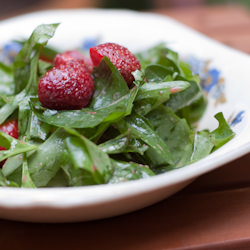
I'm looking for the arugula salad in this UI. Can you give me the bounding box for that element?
[0,24,234,188]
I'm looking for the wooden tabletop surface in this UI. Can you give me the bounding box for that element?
[1,4,250,250]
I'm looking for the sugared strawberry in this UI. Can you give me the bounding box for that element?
[89,43,141,86]
[54,50,93,72]
[0,120,19,166]
[38,61,94,110]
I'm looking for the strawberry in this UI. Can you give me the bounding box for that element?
[0,120,19,166]
[54,50,93,72]
[38,61,94,110]
[89,43,141,86]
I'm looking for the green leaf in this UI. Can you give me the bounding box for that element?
[40,45,59,62]
[157,48,184,75]
[14,23,59,93]
[165,80,203,112]
[0,169,18,187]
[116,113,175,165]
[90,56,129,108]
[25,51,39,95]
[0,90,26,125]
[38,60,53,77]
[46,169,68,187]
[190,130,214,162]
[109,160,155,184]
[136,43,167,70]
[2,154,23,177]
[146,106,191,167]
[65,128,113,184]
[180,61,200,83]
[64,136,99,186]
[21,153,36,188]
[28,128,69,187]
[99,133,148,155]
[26,111,51,141]
[0,62,15,96]
[177,95,207,125]
[0,96,6,107]
[136,43,184,75]
[18,53,50,140]
[18,96,32,137]
[211,112,235,149]
[0,131,37,162]
[0,49,40,126]
[134,80,190,115]
[144,64,173,82]
[15,39,60,62]
[132,69,144,84]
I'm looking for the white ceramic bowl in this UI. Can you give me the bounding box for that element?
[0,9,250,223]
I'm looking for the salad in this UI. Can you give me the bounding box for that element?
[0,24,234,188]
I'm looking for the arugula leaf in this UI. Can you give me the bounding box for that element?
[65,128,113,184]
[46,169,68,187]
[179,61,200,85]
[21,153,36,188]
[157,48,184,75]
[40,45,59,62]
[2,154,23,177]
[99,133,148,155]
[211,112,235,149]
[0,62,15,96]
[14,39,60,61]
[146,106,191,167]
[147,108,234,170]
[28,128,69,187]
[0,131,37,162]
[190,130,214,162]
[177,95,207,125]
[26,111,51,141]
[64,136,97,186]
[14,23,59,93]
[134,81,190,115]
[145,64,173,82]
[0,90,26,124]
[38,60,53,77]
[109,160,155,184]
[0,169,18,187]
[136,43,184,75]
[165,80,203,112]
[137,44,204,116]
[116,113,175,165]
[91,56,129,108]
[18,53,51,139]
[0,96,6,107]
[135,81,189,101]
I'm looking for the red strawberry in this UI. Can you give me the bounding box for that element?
[89,43,141,86]
[0,120,19,166]
[54,50,93,72]
[38,61,94,110]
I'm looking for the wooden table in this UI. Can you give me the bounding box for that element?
[1,5,250,250]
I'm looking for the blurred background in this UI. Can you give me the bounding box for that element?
[0,0,249,53]
[0,0,249,18]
